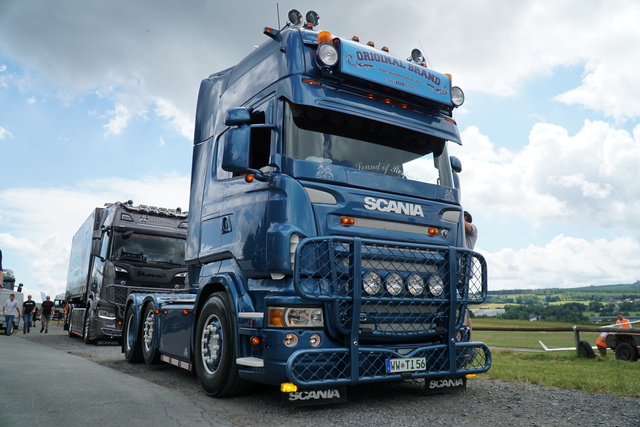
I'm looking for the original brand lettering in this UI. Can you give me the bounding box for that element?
[355,51,406,69]
[288,389,342,401]
[363,197,424,217]
[429,378,464,389]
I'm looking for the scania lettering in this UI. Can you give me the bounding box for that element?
[363,196,425,217]
[122,9,491,405]
[64,200,187,343]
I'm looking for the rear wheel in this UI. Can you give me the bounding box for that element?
[142,303,161,365]
[123,305,143,363]
[194,292,253,397]
[615,343,638,362]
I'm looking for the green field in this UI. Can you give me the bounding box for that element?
[472,319,640,398]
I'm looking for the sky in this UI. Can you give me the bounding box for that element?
[1,0,640,301]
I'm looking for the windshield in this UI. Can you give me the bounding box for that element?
[110,232,186,266]
[283,102,454,186]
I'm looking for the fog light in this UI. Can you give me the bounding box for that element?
[284,333,299,347]
[385,273,403,296]
[363,271,382,295]
[428,274,444,297]
[309,333,322,347]
[407,274,425,296]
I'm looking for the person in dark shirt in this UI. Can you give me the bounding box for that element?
[22,295,37,334]
[40,295,54,333]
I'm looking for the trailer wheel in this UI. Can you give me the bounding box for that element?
[579,340,596,358]
[142,303,161,365]
[615,343,638,362]
[194,292,253,397]
[123,305,143,363]
[83,303,95,345]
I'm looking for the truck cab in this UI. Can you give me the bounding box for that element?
[124,10,490,403]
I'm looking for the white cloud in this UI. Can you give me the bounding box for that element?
[486,235,640,290]
[0,126,13,140]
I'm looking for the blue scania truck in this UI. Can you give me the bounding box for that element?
[122,10,491,405]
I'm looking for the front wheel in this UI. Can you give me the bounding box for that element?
[615,342,638,362]
[123,305,143,363]
[194,292,253,397]
[83,304,95,345]
[142,303,161,365]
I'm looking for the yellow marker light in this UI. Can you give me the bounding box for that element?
[466,374,477,379]
[427,228,439,236]
[318,30,332,45]
[250,336,261,346]
[268,308,284,327]
[182,309,190,316]
[302,78,322,86]
[281,382,298,392]
[341,217,355,226]
[245,174,255,183]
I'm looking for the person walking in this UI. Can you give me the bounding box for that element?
[40,295,54,333]
[2,293,21,335]
[22,294,37,333]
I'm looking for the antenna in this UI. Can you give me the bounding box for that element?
[276,3,281,29]
[276,3,285,52]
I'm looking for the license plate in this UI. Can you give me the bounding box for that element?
[385,357,426,373]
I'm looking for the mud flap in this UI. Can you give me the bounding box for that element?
[423,377,467,395]
[281,386,347,407]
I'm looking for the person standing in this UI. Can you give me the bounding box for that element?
[616,312,631,328]
[463,211,478,250]
[22,294,37,334]
[2,293,21,335]
[40,295,54,333]
[0,249,4,292]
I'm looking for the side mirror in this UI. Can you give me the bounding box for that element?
[90,230,102,258]
[225,108,251,126]
[221,127,252,173]
[450,156,462,173]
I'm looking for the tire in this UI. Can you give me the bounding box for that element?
[123,305,143,363]
[194,292,253,397]
[615,342,638,362]
[142,303,161,365]
[579,340,596,358]
[83,303,95,345]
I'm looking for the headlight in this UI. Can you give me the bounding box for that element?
[267,307,324,328]
[407,273,425,296]
[385,273,404,296]
[363,271,382,295]
[98,309,116,320]
[451,86,465,107]
[428,274,444,297]
[317,43,339,67]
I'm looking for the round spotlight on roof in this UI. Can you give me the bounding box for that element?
[451,86,465,107]
[410,48,424,63]
[306,10,320,27]
[288,9,303,26]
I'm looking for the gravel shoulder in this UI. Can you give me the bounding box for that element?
[15,323,640,427]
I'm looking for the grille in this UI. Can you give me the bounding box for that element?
[294,237,487,337]
[288,343,491,385]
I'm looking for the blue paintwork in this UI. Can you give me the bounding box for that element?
[128,20,490,393]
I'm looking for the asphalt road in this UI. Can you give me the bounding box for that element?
[2,323,639,427]
[0,327,233,426]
